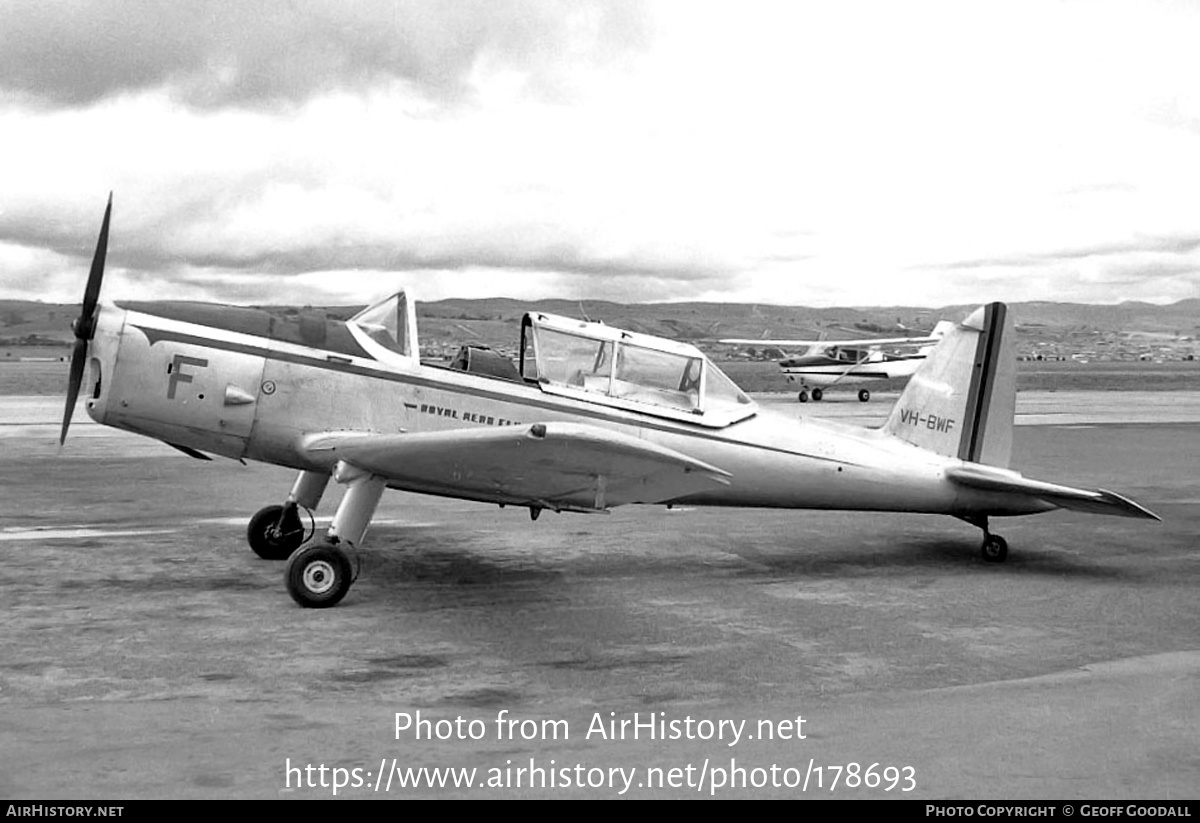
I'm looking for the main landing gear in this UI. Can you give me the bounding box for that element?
[797,388,872,403]
[285,542,354,608]
[961,515,1008,563]
[246,470,329,560]
[246,464,387,608]
[246,504,307,560]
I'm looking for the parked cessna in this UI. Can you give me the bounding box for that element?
[722,324,954,403]
[60,198,1159,608]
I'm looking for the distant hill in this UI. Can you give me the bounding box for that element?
[413,297,1200,342]
[3,296,1197,353]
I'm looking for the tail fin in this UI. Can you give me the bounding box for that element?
[883,303,1016,468]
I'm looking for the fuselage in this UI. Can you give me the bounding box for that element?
[779,351,927,388]
[81,300,1053,519]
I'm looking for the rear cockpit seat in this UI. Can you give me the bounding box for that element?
[447,345,522,382]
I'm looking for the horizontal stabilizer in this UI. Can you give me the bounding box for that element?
[947,465,1160,520]
[302,423,730,512]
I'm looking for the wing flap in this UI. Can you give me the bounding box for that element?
[946,465,1160,520]
[302,423,730,511]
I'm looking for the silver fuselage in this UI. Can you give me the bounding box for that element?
[83,303,1052,518]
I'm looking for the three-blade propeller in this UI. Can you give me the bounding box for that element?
[60,194,111,446]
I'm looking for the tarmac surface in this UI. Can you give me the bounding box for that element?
[1,392,1198,799]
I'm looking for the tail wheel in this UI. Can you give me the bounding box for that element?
[858,389,871,402]
[285,542,353,607]
[981,534,1008,563]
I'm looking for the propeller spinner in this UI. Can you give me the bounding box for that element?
[59,194,112,446]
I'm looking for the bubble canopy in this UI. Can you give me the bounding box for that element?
[520,312,756,427]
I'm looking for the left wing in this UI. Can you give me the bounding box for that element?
[302,423,731,512]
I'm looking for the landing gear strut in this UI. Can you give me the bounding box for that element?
[284,463,385,608]
[961,515,1008,563]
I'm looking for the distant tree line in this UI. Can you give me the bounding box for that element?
[0,334,69,347]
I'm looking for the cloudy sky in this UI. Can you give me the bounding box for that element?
[2,0,1199,308]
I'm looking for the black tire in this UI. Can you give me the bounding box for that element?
[247,505,306,560]
[858,389,871,402]
[285,542,353,608]
[981,534,1008,563]
[811,388,824,401]
[798,391,809,403]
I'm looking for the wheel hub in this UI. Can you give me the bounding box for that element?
[302,560,337,594]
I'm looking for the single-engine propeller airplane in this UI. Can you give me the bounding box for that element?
[722,324,954,403]
[59,197,1159,608]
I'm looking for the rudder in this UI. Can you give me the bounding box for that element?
[883,303,1015,468]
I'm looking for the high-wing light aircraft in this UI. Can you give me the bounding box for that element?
[59,198,1159,608]
[722,324,954,403]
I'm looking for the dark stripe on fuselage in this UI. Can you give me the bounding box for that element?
[779,354,923,369]
[957,302,1005,463]
[118,301,373,361]
[128,321,855,467]
[780,356,850,368]
[782,370,892,379]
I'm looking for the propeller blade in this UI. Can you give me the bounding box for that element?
[59,337,88,446]
[60,195,112,446]
[77,192,112,341]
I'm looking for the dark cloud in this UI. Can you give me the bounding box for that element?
[146,238,732,284]
[0,198,734,291]
[0,0,650,109]
[936,234,1200,270]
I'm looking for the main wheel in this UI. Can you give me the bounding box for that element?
[858,389,871,402]
[811,388,824,401]
[247,505,306,560]
[798,391,809,403]
[981,534,1008,563]
[285,542,353,608]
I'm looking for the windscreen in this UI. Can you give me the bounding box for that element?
[351,293,413,357]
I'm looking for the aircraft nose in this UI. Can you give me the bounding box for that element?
[80,307,123,427]
[83,356,105,422]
